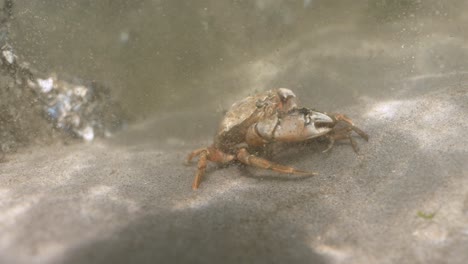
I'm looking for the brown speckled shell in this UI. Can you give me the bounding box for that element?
[214,89,281,150]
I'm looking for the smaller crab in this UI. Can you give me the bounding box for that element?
[187,88,368,189]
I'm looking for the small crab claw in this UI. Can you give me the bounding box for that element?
[252,109,334,143]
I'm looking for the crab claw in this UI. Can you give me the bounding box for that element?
[251,109,334,143]
[308,111,334,126]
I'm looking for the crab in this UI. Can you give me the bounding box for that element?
[187,88,368,189]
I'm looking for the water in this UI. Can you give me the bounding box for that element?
[10,0,466,117]
[2,1,468,263]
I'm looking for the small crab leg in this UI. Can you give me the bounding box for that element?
[192,149,208,190]
[237,148,317,176]
[331,113,369,141]
[322,136,335,153]
[325,127,362,153]
[350,125,369,141]
[332,113,354,125]
[188,147,235,189]
[186,148,207,164]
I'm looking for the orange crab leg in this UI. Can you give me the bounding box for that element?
[349,125,369,141]
[192,149,208,190]
[331,113,369,141]
[188,147,235,189]
[323,124,369,153]
[187,148,208,164]
[236,148,317,176]
[332,113,354,125]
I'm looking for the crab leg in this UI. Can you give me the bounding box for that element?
[188,147,236,189]
[324,126,365,153]
[186,148,207,164]
[192,149,208,190]
[332,113,355,125]
[331,113,369,141]
[322,137,335,153]
[236,148,317,176]
[350,125,369,141]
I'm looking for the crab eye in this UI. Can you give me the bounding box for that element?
[280,96,291,103]
[277,88,296,101]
